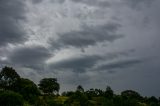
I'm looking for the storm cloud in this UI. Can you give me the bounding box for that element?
[71,0,110,8]
[95,59,142,71]
[48,51,134,73]
[124,0,156,8]
[8,46,51,70]
[0,0,27,47]
[50,23,123,50]
[0,0,160,97]
[49,55,105,73]
[32,0,65,4]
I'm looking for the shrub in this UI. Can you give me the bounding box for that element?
[0,90,24,106]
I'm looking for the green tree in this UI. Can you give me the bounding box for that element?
[121,90,142,106]
[104,86,114,98]
[14,78,40,104]
[121,90,142,100]
[38,78,60,95]
[94,89,104,96]
[85,88,99,99]
[77,85,84,93]
[65,91,88,106]
[147,96,159,106]
[0,90,24,106]
[0,66,20,90]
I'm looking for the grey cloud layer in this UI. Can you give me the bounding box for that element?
[71,0,155,9]
[49,51,134,73]
[71,0,110,8]
[31,0,43,4]
[0,0,159,96]
[8,46,51,70]
[124,0,156,9]
[49,55,103,72]
[32,0,65,4]
[95,59,142,71]
[50,23,123,50]
[0,0,27,47]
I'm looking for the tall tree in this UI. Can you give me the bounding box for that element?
[38,78,60,95]
[104,86,113,98]
[121,90,142,100]
[0,66,20,90]
[76,85,84,93]
[14,78,40,104]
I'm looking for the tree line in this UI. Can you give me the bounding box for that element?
[0,66,160,106]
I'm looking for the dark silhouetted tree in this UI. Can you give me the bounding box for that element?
[0,66,20,90]
[121,90,142,100]
[77,85,84,93]
[104,86,113,98]
[14,78,40,104]
[147,96,159,106]
[38,78,60,95]
[85,88,99,99]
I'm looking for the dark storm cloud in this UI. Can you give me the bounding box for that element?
[124,0,156,9]
[50,0,65,4]
[31,0,43,4]
[8,46,51,70]
[50,23,123,50]
[0,0,27,47]
[95,59,142,71]
[32,0,65,4]
[49,55,103,72]
[71,0,110,8]
[49,51,132,73]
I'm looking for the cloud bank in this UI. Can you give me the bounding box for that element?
[0,0,160,96]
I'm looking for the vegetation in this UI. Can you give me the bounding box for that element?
[0,90,24,106]
[0,66,160,106]
[39,78,60,95]
[0,66,20,90]
[14,78,40,104]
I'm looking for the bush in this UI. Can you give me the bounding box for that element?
[0,90,24,106]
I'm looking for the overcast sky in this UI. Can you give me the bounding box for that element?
[0,0,160,96]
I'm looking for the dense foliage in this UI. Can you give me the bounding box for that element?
[0,66,20,90]
[0,66,160,106]
[14,78,40,104]
[38,78,60,95]
[0,90,24,106]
